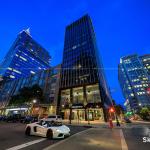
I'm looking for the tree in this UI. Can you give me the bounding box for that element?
[19,87,32,102]
[112,99,125,116]
[140,107,150,120]
[9,95,21,106]
[9,84,44,106]
[115,104,125,116]
[31,84,44,102]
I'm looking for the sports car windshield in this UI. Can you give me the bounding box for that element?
[38,120,62,127]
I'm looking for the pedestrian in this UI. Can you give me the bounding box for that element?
[116,118,120,127]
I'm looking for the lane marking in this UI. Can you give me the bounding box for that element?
[6,138,46,150]
[43,128,93,150]
[120,129,128,150]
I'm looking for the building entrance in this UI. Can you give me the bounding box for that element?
[62,108,104,122]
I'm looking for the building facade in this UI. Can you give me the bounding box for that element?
[0,65,61,116]
[140,54,150,75]
[0,29,51,80]
[118,54,150,112]
[58,15,112,122]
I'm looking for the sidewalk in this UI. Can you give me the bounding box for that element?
[132,120,150,124]
[44,128,123,150]
[62,119,127,129]
[62,119,106,128]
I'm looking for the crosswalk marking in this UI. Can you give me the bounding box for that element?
[120,129,128,150]
[6,138,46,150]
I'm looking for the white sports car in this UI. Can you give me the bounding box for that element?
[25,120,70,139]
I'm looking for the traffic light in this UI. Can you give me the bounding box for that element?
[146,87,150,94]
[109,107,115,113]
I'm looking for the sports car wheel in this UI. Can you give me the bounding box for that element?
[46,129,53,139]
[25,127,31,136]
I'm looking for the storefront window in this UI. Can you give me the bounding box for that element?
[73,87,83,104]
[86,84,101,103]
[61,89,70,107]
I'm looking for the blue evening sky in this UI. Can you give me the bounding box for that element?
[0,0,150,105]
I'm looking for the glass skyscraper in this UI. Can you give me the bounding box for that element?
[0,65,61,113]
[0,29,51,80]
[140,54,150,76]
[58,15,112,122]
[118,54,150,112]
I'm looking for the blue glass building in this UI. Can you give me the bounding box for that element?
[118,54,150,112]
[58,15,112,122]
[0,65,61,114]
[0,29,51,80]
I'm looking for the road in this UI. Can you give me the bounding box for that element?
[44,121,150,150]
[0,122,88,150]
[0,121,150,150]
[123,122,150,150]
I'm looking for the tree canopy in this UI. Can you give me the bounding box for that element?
[9,84,44,106]
[139,107,150,120]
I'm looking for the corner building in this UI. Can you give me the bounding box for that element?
[119,54,150,112]
[0,29,50,80]
[58,15,112,122]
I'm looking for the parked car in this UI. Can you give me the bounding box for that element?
[0,115,6,121]
[21,116,38,124]
[6,114,24,123]
[42,115,62,122]
[124,118,132,123]
[25,120,70,139]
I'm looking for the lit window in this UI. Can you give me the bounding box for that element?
[10,75,15,79]
[8,67,12,70]
[30,71,35,74]
[20,56,27,61]
[13,69,21,74]
[130,93,134,97]
[72,45,77,49]
[15,64,20,67]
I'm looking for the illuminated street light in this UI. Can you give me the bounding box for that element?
[33,99,37,104]
[139,103,142,106]
[146,87,150,94]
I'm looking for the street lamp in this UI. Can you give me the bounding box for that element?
[30,99,37,116]
[76,92,80,124]
[87,90,91,125]
[139,103,142,106]
[33,99,37,104]
[69,103,72,124]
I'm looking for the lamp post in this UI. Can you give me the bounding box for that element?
[30,99,37,116]
[69,103,72,124]
[138,103,142,113]
[87,90,91,125]
[76,92,80,124]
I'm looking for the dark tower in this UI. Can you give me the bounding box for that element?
[58,15,112,122]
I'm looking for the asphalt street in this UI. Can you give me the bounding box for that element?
[0,121,150,150]
[0,122,88,150]
[123,122,150,150]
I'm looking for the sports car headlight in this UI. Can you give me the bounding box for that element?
[55,129,61,132]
